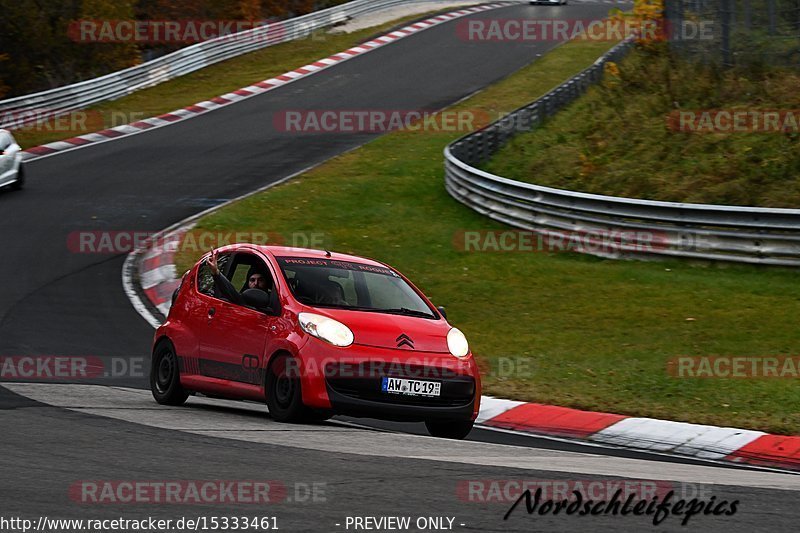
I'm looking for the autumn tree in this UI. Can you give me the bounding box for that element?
[0,54,9,99]
[77,0,140,78]
[0,0,138,97]
[0,0,354,98]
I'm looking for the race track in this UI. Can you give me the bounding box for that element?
[1,2,798,531]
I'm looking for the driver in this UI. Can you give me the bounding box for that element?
[242,266,270,292]
[207,248,270,306]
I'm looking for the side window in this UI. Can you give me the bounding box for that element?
[228,253,275,294]
[196,254,230,297]
[230,264,248,288]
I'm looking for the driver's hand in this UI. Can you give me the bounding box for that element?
[208,248,220,276]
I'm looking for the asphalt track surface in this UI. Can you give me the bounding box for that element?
[1,2,798,531]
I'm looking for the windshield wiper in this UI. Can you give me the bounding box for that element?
[380,307,435,318]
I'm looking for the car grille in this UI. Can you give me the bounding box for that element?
[325,362,475,407]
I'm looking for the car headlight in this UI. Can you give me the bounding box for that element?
[447,327,469,358]
[298,312,354,347]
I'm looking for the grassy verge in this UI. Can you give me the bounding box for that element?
[483,44,800,207]
[11,10,449,149]
[175,38,800,435]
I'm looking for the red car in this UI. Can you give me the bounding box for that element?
[150,244,481,439]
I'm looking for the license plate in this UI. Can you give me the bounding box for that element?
[381,377,441,397]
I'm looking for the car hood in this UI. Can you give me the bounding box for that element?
[315,308,452,353]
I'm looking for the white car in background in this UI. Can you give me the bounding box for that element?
[0,129,25,190]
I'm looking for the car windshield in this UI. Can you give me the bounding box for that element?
[276,256,436,318]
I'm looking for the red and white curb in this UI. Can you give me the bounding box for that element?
[478,397,800,471]
[20,3,510,162]
[135,227,191,319]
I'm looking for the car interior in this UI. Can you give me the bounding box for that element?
[219,251,281,314]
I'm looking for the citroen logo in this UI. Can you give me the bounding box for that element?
[396,334,414,349]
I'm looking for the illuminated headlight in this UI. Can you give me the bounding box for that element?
[447,327,469,358]
[299,312,354,347]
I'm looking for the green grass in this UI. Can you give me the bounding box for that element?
[483,44,800,207]
[11,11,446,149]
[174,38,800,436]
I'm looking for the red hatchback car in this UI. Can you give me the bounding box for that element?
[150,244,481,439]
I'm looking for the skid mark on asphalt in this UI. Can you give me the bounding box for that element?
[5,383,800,491]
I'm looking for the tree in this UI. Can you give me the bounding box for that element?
[0,0,138,97]
[77,0,140,78]
[0,54,9,99]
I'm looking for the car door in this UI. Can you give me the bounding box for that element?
[197,250,282,397]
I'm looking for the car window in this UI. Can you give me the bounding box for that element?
[331,270,357,302]
[228,252,275,293]
[196,253,230,297]
[365,275,421,310]
[276,256,435,318]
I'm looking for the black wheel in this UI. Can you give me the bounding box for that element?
[11,163,24,190]
[425,419,475,440]
[265,354,307,422]
[150,341,189,405]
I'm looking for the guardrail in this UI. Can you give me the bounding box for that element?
[444,39,800,266]
[0,0,487,129]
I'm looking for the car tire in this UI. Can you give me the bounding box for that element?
[150,341,189,405]
[425,419,475,440]
[265,353,308,422]
[11,163,25,191]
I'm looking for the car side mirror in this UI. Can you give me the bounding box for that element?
[437,306,447,319]
[241,288,274,315]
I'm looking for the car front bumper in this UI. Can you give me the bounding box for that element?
[297,338,481,421]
